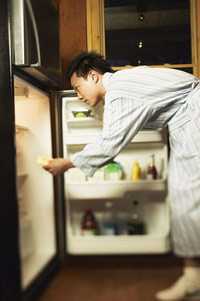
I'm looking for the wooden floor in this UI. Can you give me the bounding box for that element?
[38,255,182,301]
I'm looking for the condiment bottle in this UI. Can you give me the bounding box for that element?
[147,154,158,180]
[102,201,117,235]
[131,161,141,181]
[81,209,99,236]
[127,200,145,235]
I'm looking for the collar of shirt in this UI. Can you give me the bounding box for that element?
[102,72,113,91]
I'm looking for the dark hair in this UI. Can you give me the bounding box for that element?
[65,51,114,81]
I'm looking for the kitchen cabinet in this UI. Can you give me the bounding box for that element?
[86,0,200,76]
[56,0,88,78]
[56,0,200,81]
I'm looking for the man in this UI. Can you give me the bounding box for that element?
[43,52,200,300]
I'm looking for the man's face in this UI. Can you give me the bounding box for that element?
[70,71,103,107]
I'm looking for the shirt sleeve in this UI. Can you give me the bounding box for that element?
[71,97,154,177]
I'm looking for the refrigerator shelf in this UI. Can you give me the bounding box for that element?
[66,231,170,255]
[63,96,79,103]
[67,118,102,128]
[17,172,28,178]
[65,129,164,145]
[16,124,29,132]
[65,179,167,199]
[132,129,164,143]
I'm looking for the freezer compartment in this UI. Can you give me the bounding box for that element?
[15,77,56,289]
[66,195,170,254]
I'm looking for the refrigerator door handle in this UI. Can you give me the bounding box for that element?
[25,0,41,67]
[11,0,26,65]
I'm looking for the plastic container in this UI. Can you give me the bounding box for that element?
[104,162,123,181]
[72,109,92,118]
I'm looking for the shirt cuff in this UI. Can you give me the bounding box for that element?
[71,154,97,177]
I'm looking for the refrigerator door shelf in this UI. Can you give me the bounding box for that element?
[65,179,167,199]
[66,228,170,255]
[16,124,29,132]
[17,173,28,178]
[64,130,165,145]
[16,173,28,189]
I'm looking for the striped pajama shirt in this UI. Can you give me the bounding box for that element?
[72,66,200,256]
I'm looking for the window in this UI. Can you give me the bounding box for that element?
[104,0,191,66]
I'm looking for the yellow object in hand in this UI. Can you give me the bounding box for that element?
[37,156,51,166]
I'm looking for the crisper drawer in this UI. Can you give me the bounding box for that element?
[65,196,171,255]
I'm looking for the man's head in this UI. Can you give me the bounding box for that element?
[66,52,114,106]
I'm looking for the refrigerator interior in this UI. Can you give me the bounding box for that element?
[62,93,171,255]
[14,76,56,288]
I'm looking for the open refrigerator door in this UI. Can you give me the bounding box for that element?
[62,91,170,255]
[14,76,57,289]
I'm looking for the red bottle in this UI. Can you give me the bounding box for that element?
[81,209,99,236]
[147,154,158,180]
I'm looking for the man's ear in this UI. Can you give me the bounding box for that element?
[88,70,99,83]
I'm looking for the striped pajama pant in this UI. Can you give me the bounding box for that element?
[168,83,200,256]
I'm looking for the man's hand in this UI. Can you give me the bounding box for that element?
[40,158,74,176]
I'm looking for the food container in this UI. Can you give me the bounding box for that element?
[104,162,123,181]
[72,109,92,118]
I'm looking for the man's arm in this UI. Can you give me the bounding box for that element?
[71,97,153,177]
[42,158,74,176]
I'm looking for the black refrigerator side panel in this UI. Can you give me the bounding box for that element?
[50,91,66,259]
[0,1,21,300]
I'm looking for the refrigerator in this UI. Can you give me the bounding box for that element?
[2,71,171,300]
[13,78,170,293]
[0,1,170,300]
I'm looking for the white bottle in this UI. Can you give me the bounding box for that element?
[102,202,116,235]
